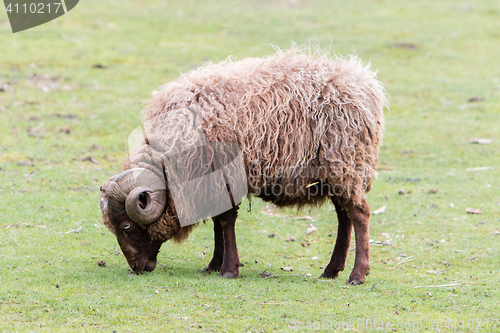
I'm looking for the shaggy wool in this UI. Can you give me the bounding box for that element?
[127,46,387,241]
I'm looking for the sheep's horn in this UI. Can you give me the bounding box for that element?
[106,168,166,225]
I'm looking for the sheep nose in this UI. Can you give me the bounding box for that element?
[145,259,157,272]
[131,259,157,274]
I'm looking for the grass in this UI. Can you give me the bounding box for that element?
[1,0,500,331]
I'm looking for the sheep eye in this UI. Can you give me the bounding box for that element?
[100,186,103,191]
[123,223,131,230]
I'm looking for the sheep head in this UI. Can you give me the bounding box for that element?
[100,168,168,274]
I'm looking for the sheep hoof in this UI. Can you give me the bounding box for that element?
[347,278,364,286]
[319,270,339,279]
[219,272,238,279]
[201,266,220,273]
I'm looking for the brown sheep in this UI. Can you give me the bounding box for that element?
[99,47,386,285]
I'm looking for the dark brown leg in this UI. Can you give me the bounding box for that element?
[345,197,371,285]
[202,217,224,273]
[218,206,241,278]
[321,196,353,279]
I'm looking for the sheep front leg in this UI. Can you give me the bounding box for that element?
[345,198,371,285]
[320,196,353,279]
[202,218,224,273]
[218,206,241,278]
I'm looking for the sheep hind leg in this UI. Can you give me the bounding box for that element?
[218,206,241,278]
[202,217,224,273]
[320,196,353,279]
[344,197,371,285]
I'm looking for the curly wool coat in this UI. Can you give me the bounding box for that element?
[126,48,386,242]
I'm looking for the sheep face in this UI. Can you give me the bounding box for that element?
[101,205,162,274]
[100,169,168,273]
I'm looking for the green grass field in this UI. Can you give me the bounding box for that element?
[1,0,500,331]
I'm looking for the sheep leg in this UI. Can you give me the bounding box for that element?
[202,218,224,273]
[345,198,371,285]
[320,196,353,279]
[218,206,241,278]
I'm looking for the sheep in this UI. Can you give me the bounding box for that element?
[99,46,386,285]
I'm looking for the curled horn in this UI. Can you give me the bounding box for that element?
[106,168,167,225]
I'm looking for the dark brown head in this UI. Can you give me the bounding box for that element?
[100,168,168,274]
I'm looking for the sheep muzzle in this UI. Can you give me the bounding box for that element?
[129,257,158,274]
